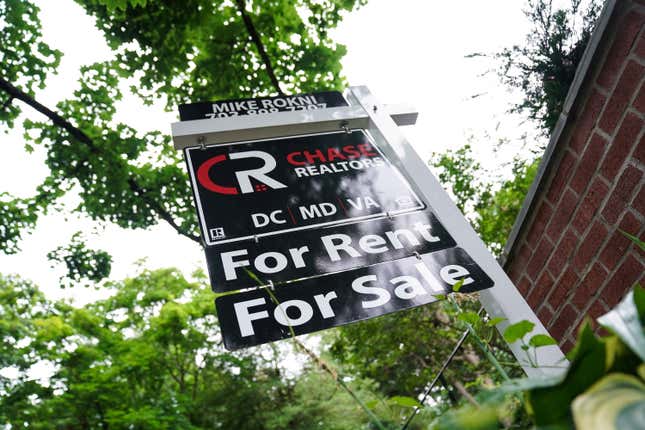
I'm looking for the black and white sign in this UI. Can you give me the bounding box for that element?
[185,130,425,246]
[205,210,455,292]
[178,91,348,121]
[177,93,496,352]
[215,247,494,350]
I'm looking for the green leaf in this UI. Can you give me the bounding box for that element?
[431,403,500,430]
[529,334,558,348]
[598,287,645,362]
[486,316,506,327]
[458,311,481,327]
[499,376,564,394]
[527,323,607,426]
[364,399,379,409]
[572,373,645,430]
[452,279,465,292]
[503,320,535,343]
[619,229,645,252]
[387,396,422,408]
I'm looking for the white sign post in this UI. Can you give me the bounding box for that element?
[171,86,566,376]
[346,86,566,377]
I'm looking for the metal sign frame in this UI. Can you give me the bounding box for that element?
[171,86,566,377]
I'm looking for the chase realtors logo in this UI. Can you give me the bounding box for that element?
[196,150,287,195]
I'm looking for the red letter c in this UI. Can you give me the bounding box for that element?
[197,154,239,195]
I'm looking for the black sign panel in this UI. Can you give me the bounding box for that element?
[205,210,455,292]
[178,91,348,121]
[215,247,494,350]
[185,130,425,246]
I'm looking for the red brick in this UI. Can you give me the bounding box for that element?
[550,304,579,341]
[537,305,554,326]
[634,186,645,216]
[547,189,578,242]
[527,237,554,281]
[587,299,609,321]
[548,229,578,278]
[600,212,643,270]
[571,133,607,194]
[561,338,575,354]
[526,201,554,245]
[634,81,645,113]
[597,11,645,89]
[634,133,645,165]
[528,271,554,309]
[507,244,532,282]
[601,113,644,178]
[604,255,644,307]
[573,221,609,273]
[599,61,645,134]
[570,90,607,154]
[547,151,577,204]
[572,178,609,234]
[572,264,609,309]
[517,275,532,297]
[636,35,645,59]
[618,212,643,243]
[618,209,642,237]
[601,165,643,223]
[548,267,578,310]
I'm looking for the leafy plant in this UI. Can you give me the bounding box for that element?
[428,286,645,429]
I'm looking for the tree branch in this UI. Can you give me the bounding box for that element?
[234,0,286,96]
[452,380,480,407]
[0,76,200,244]
[0,77,93,145]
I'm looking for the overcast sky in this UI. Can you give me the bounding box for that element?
[0,0,544,303]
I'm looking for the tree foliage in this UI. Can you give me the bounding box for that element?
[328,297,524,407]
[47,232,113,287]
[76,0,360,104]
[430,0,601,254]
[0,0,66,254]
[0,269,402,429]
[430,144,539,255]
[498,0,601,133]
[0,0,61,128]
[1,0,366,257]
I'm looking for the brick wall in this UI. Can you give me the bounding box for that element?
[505,2,645,352]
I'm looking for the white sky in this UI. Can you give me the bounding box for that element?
[0,0,541,304]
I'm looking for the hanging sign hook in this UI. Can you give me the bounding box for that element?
[339,121,351,134]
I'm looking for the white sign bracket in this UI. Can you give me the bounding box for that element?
[171,103,417,150]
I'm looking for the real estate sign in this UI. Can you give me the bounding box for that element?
[176,91,495,350]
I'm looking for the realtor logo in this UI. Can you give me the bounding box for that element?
[210,227,226,241]
[197,150,287,195]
